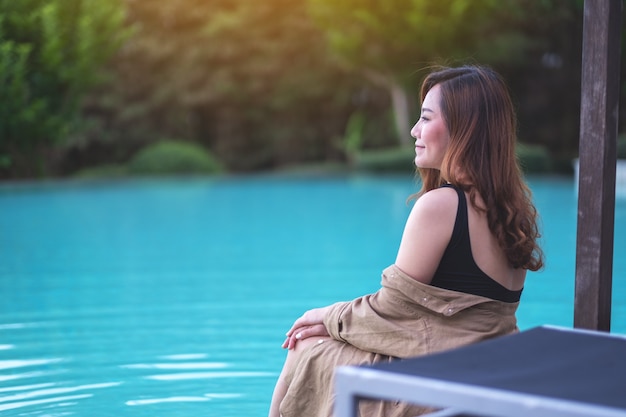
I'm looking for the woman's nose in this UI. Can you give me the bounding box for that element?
[410,121,420,139]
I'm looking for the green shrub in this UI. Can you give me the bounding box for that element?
[353,147,415,173]
[353,143,553,175]
[341,111,366,157]
[74,164,128,179]
[516,142,551,173]
[128,141,222,176]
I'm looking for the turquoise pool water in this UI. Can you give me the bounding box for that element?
[0,175,624,416]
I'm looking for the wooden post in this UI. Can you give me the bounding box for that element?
[574,0,622,331]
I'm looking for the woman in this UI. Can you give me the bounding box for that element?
[268,65,544,417]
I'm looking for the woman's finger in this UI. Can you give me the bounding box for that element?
[282,324,330,349]
[281,327,303,349]
[286,315,315,337]
[285,307,328,337]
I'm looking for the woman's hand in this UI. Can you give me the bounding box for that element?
[282,307,331,350]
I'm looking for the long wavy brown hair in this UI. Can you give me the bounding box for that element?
[415,65,543,271]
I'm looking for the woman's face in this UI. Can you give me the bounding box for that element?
[411,84,450,170]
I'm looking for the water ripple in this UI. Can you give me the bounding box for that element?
[126,393,245,406]
[0,371,60,383]
[0,394,91,412]
[160,353,207,360]
[122,362,228,370]
[126,396,209,406]
[0,382,121,405]
[0,322,46,330]
[146,371,275,381]
[0,383,55,394]
[0,358,63,370]
[204,393,243,399]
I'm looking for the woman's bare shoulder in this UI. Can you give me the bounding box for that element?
[395,186,459,283]
[412,186,459,216]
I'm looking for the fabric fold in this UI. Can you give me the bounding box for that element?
[281,264,520,417]
[324,264,519,358]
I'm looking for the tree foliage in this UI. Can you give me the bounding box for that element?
[308,0,532,81]
[306,0,552,145]
[0,0,128,177]
[0,0,601,178]
[80,0,384,173]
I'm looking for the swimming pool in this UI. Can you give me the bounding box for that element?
[0,174,624,416]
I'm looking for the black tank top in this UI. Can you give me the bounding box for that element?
[430,184,522,303]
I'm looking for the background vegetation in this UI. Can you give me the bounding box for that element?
[1,0,623,179]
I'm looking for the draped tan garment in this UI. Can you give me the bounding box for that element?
[279,264,520,417]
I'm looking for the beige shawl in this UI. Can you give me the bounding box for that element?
[279,264,519,417]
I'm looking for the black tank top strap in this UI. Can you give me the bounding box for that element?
[430,184,522,303]
[441,183,466,247]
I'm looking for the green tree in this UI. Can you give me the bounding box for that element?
[83,0,368,172]
[76,0,589,175]
[0,0,128,178]
[307,0,544,145]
